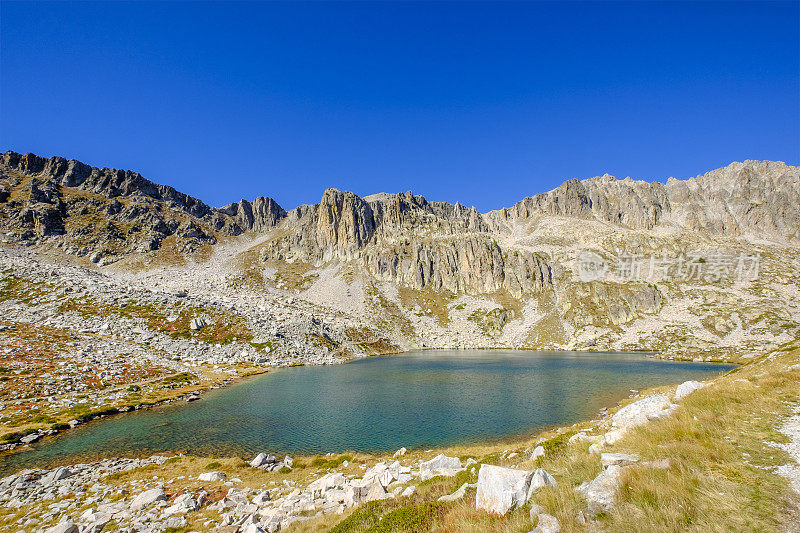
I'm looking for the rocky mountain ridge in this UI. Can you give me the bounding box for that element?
[3,151,798,261]
[1,150,799,360]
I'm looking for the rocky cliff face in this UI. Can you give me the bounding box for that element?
[0,151,285,260]
[484,160,800,241]
[665,160,800,240]
[485,175,670,230]
[2,150,798,358]
[220,196,287,233]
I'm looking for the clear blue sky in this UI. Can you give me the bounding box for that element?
[1,1,798,212]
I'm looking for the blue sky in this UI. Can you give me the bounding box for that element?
[1,1,798,212]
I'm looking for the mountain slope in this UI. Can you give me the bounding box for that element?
[1,150,798,361]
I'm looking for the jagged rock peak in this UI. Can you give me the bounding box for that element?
[220,196,287,232]
[490,175,669,230]
[489,160,799,239]
[2,151,213,219]
[666,160,800,240]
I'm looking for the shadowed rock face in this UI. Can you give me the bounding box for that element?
[0,151,286,256]
[220,197,287,233]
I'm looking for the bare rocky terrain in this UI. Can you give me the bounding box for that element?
[1,151,799,531]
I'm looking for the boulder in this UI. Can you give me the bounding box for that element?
[20,432,41,444]
[252,490,271,506]
[198,471,226,482]
[527,468,557,497]
[437,482,475,502]
[45,520,78,533]
[577,465,623,514]
[529,446,545,461]
[419,453,462,480]
[531,512,561,533]
[250,453,268,467]
[674,380,706,400]
[163,493,199,515]
[612,395,675,431]
[41,466,73,485]
[307,472,346,496]
[361,478,388,502]
[130,487,167,510]
[476,464,534,515]
[600,453,639,468]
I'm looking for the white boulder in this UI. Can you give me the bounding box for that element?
[674,380,706,400]
[198,471,226,482]
[307,472,346,496]
[419,454,462,480]
[529,446,545,461]
[437,482,475,502]
[163,493,199,515]
[612,395,675,431]
[130,487,167,510]
[577,465,623,514]
[528,468,557,497]
[476,464,534,516]
[531,512,561,533]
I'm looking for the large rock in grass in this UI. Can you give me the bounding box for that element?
[600,452,639,468]
[606,394,676,444]
[476,464,534,515]
[528,468,557,497]
[130,487,167,510]
[674,380,706,400]
[197,471,226,482]
[612,395,675,430]
[419,453,463,480]
[531,512,561,533]
[577,465,623,514]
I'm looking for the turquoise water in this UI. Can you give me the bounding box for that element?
[1,350,732,473]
